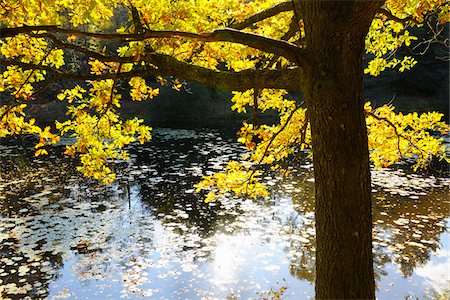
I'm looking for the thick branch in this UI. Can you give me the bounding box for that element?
[0,26,304,64]
[200,29,304,64]
[0,56,304,91]
[230,1,295,30]
[378,8,420,25]
[145,53,303,91]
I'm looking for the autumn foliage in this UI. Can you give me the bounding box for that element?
[0,0,448,189]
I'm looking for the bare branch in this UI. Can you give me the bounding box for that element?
[411,18,449,60]
[230,1,295,30]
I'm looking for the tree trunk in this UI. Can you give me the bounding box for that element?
[299,2,383,299]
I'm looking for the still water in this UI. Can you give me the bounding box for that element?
[0,129,448,299]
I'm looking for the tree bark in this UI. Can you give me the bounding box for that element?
[300,2,383,299]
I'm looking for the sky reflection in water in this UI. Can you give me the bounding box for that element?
[0,128,448,299]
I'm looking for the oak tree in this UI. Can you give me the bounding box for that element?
[0,0,448,298]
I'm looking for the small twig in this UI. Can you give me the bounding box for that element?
[0,58,151,81]
[366,110,425,161]
[0,48,53,120]
[242,103,303,190]
[29,74,58,100]
[386,93,397,106]
[411,17,449,59]
[298,110,309,148]
[14,49,53,98]
[187,42,205,62]
[367,111,404,157]
[128,1,143,34]
[256,103,302,166]
[252,89,259,125]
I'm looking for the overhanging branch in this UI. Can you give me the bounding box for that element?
[199,29,304,64]
[230,1,295,30]
[378,8,420,25]
[0,26,305,64]
[0,58,148,80]
[0,55,304,91]
[145,53,303,91]
[30,33,134,63]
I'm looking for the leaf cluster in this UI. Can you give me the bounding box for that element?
[0,0,448,194]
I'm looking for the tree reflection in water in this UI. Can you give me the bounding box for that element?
[0,129,448,299]
[280,168,448,287]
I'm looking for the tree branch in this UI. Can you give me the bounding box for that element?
[0,55,304,91]
[366,110,425,161]
[378,8,420,25]
[200,28,304,64]
[243,103,304,187]
[230,1,295,30]
[144,53,303,91]
[30,33,134,63]
[0,58,147,80]
[1,22,308,92]
[0,26,305,64]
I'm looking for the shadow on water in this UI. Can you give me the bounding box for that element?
[0,128,448,299]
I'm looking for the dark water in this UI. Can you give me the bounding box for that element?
[0,129,448,299]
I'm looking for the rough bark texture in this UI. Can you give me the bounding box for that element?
[300,1,383,299]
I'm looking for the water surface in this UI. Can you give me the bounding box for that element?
[0,129,448,299]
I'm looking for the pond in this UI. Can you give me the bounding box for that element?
[0,128,448,299]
